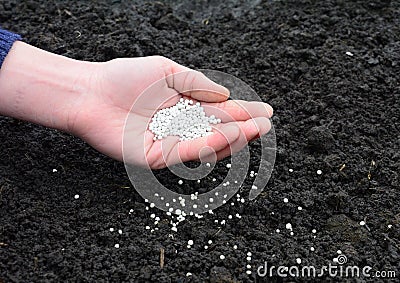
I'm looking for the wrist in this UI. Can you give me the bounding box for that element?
[0,41,98,133]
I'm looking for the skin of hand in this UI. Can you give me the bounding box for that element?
[0,41,273,169]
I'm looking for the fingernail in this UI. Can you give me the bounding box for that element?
[221,86,230,96]
[264,103,273,117]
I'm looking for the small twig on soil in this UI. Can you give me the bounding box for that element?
[33,257,38,271]
[367,160,376,180]
[212,228,222,237]
[383,234,400,251]
[160,248,165,269]
[25,153,34,165]
[338,163,347,177]
[64,9,72,17]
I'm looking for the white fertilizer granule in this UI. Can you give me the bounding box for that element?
[148,98,221,141]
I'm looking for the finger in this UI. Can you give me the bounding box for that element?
[162,123,240,166]
[201,100,273,122]
[201,144,231,163]
[232,116,272,140]
[201,117,272,162]
[166,62,230,102]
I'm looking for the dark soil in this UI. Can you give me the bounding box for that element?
[1,0,399,282]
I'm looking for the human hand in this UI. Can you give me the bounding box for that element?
[69,56,273,169]
[0,43,272,168]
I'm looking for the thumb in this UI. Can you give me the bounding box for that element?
[165,59,230,102]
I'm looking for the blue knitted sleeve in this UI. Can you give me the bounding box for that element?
[0,29,22,69]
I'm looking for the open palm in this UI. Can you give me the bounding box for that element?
[70,56,273,169]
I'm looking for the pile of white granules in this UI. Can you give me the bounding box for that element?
[149,98,221,141]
